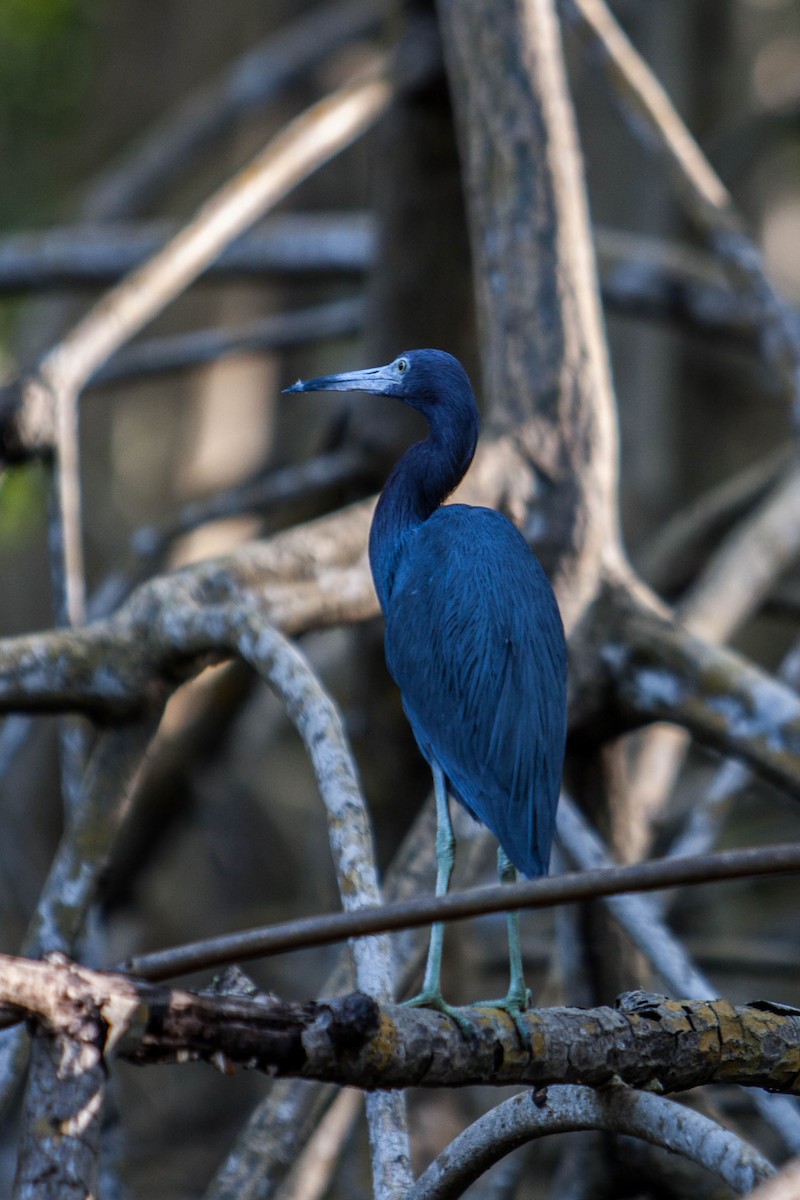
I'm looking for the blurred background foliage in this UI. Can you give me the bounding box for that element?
[0,0,98,224]
[1,0,800,1196]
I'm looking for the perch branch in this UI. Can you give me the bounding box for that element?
[2,956,800,1100]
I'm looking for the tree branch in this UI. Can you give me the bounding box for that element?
[603,588,800,800]
[80,0,387,220]
[235,614,412,1199]
[116,839,800,984]
[437,0,623,633]
[407,1085,773,1200]
[0,215,371,293]
[2,955,800,1101]
[562,0,800,420]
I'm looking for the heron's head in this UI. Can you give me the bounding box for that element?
[283,349,476,419]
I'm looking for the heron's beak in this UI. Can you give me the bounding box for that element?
[283,364,400,397]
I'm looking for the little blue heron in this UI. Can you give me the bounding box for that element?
[285,350,567,1039]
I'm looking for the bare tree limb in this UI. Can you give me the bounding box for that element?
[0,712,165,1123]
[235,614,412,1199]
[555,796,710,997]
[556,795,800,1150]
[0,499,378,716]
[664,639,800,870]
[3,954,800,1100]
[561,0,800,420]
[0,216,372,294]
[592,584,800,800]
[9,54,394,462]
[203,796,443,1200]
[626,461,800,845]
[407,1086,774,1200]
[92,446,371,615]
[3,219,794,364]
[276,1089,364,1200]
[438,0,623,634]
[81,0,388,220]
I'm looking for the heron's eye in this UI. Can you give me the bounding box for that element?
[396,357,409,374]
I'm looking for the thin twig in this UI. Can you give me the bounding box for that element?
[118,838,800,982]
[91,299,364,388]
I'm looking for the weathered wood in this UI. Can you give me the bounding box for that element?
[3,956,800,1097]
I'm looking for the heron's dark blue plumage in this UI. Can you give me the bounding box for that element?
[385,504,565,878]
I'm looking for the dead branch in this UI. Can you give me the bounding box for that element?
[81,0,387,220]
[0,215,371,294]
[3,955,800,1101]
[407,1085,773,1200]
[562,0,800,418]
[600,588,800,800]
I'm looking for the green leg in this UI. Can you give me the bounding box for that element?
[474,848,532,1050]
[499,849,532,1011]
[404,763,476,1041]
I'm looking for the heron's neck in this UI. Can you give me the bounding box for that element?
[369,409,478,612]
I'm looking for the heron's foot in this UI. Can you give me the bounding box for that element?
[473,987,533,1051]
[403,989,479,1045]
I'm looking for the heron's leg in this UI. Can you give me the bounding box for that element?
[473,848,532,1051]
[498,849,532,1010]
[421,760,454,994]
[404,763,476,1041]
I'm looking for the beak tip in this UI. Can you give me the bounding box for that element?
[282,380,305,394]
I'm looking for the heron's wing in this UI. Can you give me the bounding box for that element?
[384,506,567,878]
